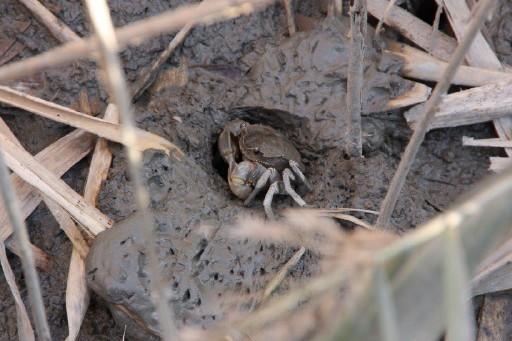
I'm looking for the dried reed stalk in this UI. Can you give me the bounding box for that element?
[0,86,183,157]
[346,0,367,157]
[376,0,498,228]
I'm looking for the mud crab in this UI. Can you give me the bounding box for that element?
[218,119,311,218]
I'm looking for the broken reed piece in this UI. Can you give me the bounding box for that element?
[367,0,457,61]
[488,157,512,172]
[462,137,512,148]
[384,82,431,111]
[404,80,512,130]
[442,0,512,160]
[387,42,512,87]
[442,0,501,69]
[0,86,183,158]
[0,131,111,237]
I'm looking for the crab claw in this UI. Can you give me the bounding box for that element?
[228,161,258,200]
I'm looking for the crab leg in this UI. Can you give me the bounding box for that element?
[283,169,307,207]
[244,168,276,206]
[263,182,279,219]
[289,160,312,191]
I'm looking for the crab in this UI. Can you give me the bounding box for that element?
[218,119,311,218]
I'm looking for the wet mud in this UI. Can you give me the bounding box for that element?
[0,0,503,339]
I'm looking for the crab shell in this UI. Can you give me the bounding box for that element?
[237,123,305,172]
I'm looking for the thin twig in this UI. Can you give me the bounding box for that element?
[374,0,397,37]
[0,0,276,83]
[0,138,50,340]
[375,0,498,229]
[430,3,443,52]
[84,1,179,340]
[17,0,79,42]
[131,24,193,101]
[282,0,296,36]
[346,0,366,157]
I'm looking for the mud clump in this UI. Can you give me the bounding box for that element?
[86,155,309,340]
[239,17,412,152]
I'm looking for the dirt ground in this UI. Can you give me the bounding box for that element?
[0,0,509,340]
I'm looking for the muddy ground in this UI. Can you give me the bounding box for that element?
[0,0,510,340]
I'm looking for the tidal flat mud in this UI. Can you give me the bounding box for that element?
[0,0,501,339]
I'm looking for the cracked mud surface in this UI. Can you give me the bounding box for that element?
[0,0,504,339]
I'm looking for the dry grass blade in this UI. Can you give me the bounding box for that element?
[0,242,35,341]
[84,0,178,339]
[131,25,193,100]
[0,129,94,242]
[260,246,305,303]
[376,0,498,228]
[327,213,375,230]
[404,80,512,130]
[0,131,112,236]
[5,240,50,271]
[66,89,119,341]
[0,118,90,258]
[387,42,512,87]
[0,0,276,83]
[0,117,51,269]
[0,86,183,157]
[333,166,512,340]
[43,197,90,258]
[65,249,90,341]
[0,139,51,340]
[443,228,474,341]
[374,266,399,341]
[239,268,345,334]
[83,104,119,205]
[17,0,79,42]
